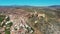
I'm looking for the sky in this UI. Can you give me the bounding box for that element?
[0,0,60,6]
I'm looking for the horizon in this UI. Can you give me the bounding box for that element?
[0,0,60,6]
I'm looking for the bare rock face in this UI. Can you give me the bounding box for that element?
[27,12,60,34]
[40,22,60,34]
[37,17,60,34]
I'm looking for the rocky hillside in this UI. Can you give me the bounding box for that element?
[0,6,60,34]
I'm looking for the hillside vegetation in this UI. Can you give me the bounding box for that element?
[0,6,60,34]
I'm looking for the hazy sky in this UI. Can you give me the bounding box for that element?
[0,0,60,6]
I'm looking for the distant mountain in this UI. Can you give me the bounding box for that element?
[0,5,37,8]
[49,5,60,8]
[0,5,60,9]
